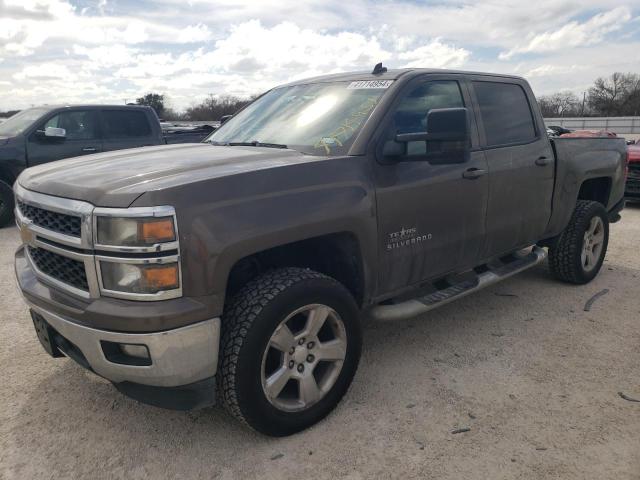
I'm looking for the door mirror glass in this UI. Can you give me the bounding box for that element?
[380,80,470,164]
[386,108,470,164]
[44,126,66,139]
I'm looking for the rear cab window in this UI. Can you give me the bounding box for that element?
[102,110,151,138]
[473,81,537,147]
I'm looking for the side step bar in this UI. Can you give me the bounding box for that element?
[370,246,547,322]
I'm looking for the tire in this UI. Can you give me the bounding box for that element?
[218,267,362,436]
[0,180,15,228]
[549,200,609,284]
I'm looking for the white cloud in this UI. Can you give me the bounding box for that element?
[0,0,638,110]
[524,64,585,78]
[176,23,212,43]
[500,6,633,59]
[73,44,139,69]
[13,63,78,81]
[398,39,470,69]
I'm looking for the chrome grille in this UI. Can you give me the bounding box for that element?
[28,246,89,291]
[18,200,82,237]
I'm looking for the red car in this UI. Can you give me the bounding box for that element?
[626,143,640,200]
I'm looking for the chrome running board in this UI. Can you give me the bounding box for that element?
[370,246,547,322]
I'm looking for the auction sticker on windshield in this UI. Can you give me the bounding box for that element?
[347,80,394,89]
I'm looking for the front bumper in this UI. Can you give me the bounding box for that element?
[16,245,221,409]
[28,302,220,388]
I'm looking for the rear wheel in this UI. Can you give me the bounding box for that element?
[218,267,361,436]
[0,180,15,228]
[549,200,609,284]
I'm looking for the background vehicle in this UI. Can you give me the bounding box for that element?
[626,143,640,200]
[0,105,164,226]
[14,67,627,436]
[547,125,573,136]
[561,129,618,138]
[161,122,218,144]
[0,106,218,226]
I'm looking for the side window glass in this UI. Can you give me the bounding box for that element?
[103,110,151,139]
[473,81,536,146]
[42,111,98,140]
[385,80,465,157]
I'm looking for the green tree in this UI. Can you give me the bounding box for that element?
[136,93,165,118]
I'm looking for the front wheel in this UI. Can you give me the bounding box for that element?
[218,267,362,436]
[549,200,609,284]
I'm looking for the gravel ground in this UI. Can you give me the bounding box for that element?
[1,206,639,480]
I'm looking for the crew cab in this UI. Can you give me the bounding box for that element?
[14,67,626,436]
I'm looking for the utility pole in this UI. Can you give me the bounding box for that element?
[581,92,586,117]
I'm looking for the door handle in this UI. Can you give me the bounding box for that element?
[81,147,97,152]
[535,156,551,166]
[462,168,487,180]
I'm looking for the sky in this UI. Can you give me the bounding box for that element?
[1,0,639,112]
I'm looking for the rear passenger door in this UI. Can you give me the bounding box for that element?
[469,78,554,259]
[100,109,158,152]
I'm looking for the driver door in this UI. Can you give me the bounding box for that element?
[373,76,489,295]
[26,109,102,166]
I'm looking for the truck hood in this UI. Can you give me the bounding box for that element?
[18,143,316,207]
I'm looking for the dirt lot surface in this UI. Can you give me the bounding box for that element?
[1,206,639,480]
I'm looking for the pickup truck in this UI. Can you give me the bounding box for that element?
[14,66,627,436]
[0,104,176,227]
[626,143,640,200]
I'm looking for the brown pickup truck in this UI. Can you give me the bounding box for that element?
[14,66,626,436]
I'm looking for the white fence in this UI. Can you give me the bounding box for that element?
[544,117,640,135]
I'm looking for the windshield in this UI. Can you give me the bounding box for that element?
[207,81,393,155]
[0,108,49,137]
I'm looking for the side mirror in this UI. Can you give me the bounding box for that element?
[44,127,66,139]
[220,115,232,124]
[394,108,470,143]
[383,108,470,162]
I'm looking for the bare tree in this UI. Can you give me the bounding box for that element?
[587,72,640,116]
[183,94,258,121]
[538,91,581,117]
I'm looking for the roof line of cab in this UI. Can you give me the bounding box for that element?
[281,68,526,87]
[33,104,153,110]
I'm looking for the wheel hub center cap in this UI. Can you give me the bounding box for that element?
[292,346,309,365]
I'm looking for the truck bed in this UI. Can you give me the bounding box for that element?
[544,137,627,237]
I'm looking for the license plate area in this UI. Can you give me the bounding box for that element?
[30,310,63,358]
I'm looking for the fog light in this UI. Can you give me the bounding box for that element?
[101,341,151,366]
[120,343,150,359]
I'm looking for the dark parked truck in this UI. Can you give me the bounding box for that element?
[14,67,626,436]
[0,105,165,227]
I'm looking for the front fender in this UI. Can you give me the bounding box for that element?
[133,156,377,317]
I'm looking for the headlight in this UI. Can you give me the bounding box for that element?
[100,261,180,295]
[93,206,181,300]
[97,216,176,247]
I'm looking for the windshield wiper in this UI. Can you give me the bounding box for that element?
[227,140,288,149]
